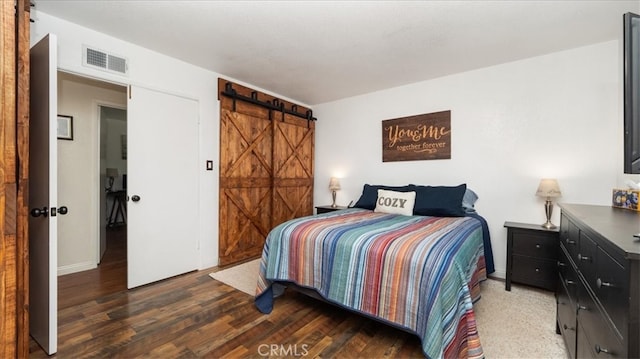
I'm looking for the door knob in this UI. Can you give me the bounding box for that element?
[131,195,141,202]
[30,207,48,217]
[58,206,68,215]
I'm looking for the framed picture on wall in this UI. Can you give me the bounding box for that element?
[57,115,73,140]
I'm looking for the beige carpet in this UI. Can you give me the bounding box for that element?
[210,260,568,358]
[209,259,261,296]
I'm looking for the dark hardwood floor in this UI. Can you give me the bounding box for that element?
[29,228,425,358]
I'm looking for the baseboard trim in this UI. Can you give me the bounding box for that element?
[489,269,506,280]
[58,261,97,276]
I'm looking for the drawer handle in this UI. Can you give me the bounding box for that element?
[596,278,614,289]
[578,253,591,262]
[577,304,588,311]
[563,324,575,331]
[557,261,566,267]
[565,238,576,245]
[535,244,541,249]
[535,268,540,272]
[565,279,575,286]
[595,344,611,354]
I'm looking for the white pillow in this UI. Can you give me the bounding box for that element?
[374,189,416,216]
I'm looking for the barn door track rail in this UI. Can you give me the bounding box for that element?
[221,82,317,122]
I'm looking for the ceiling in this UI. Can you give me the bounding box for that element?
[34,1,639,106]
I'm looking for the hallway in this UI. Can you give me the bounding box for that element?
[58,227,127,310]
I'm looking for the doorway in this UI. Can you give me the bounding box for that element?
[32,61,200,354]
[56,72,200,287]
[56,71,127,276]
[99,105,127,263]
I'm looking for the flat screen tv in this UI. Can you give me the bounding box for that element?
[624,12,640,174]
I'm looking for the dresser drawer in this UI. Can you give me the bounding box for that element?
[594,247,628,337]
[511,255,557,290]
[558,244,579,304]
[560,215,580,263]
[577,231,598,286]
[577,279,626,358]
[512,229,558,259]
[577,321,624,359]
[557,273,577,359]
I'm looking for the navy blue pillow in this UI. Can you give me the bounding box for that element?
[353,184,413,210]
[411,183,467,217]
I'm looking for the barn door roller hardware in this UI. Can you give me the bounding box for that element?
[221,82,316,122]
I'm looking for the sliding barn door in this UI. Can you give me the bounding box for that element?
[272,114,314,225]
[218,80,315,267]
[219,100,273,266]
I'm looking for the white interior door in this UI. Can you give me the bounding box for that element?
[127,85,199,288]
[28,33,58,355]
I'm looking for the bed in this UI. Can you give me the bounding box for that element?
[255,184,494,358]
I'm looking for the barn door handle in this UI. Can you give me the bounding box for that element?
[30,207,48,217]
[131,195,141,202]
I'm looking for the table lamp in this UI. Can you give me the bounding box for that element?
[535,178,562,229]
[329,177,341,208]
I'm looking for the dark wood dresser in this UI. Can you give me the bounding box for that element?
[556,203,639,359]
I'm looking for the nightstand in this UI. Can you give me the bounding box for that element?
[315,205,348,214]
[504,221,559,291]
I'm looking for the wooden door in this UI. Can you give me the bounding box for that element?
[218,80,315,267]
[271,113,314,226]
[219,99,273,266]
[218,81,315,266]
[1,0,30,356]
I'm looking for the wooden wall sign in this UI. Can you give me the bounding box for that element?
[382,110,451,162]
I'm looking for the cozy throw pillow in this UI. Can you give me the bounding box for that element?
[411,183,467,217]
[353,184,413,210]
[374,189,416,216]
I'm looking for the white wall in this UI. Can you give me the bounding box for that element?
[33,10,309,272]
[57,73,126,274]
[313,40,640,278]
[32,13,222,271]
[32,11,221,270]
[35,9,640,278]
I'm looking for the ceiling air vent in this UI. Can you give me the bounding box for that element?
[82,46,128,75]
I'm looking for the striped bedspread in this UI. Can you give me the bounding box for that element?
[255,208,487,359]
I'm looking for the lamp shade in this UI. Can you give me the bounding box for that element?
[106,167,119,178]
[329,177,341,191]
[536,178,561,198]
